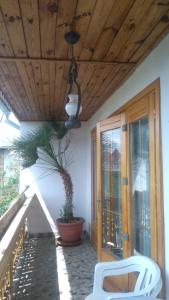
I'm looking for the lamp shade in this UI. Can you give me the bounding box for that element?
[65,94,82,116]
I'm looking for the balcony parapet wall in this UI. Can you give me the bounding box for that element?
[0,195,33,299]
[0,194,26,239]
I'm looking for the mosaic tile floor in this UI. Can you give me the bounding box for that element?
[13,235,97,300]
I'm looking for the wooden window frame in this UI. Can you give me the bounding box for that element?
[91,127,97,248]
[115,81,163,255]
[112,78,164,292]
[95,78,164,294]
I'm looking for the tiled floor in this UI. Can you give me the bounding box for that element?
[13,235,97,300]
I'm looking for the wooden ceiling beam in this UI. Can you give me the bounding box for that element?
[0,56,136,66]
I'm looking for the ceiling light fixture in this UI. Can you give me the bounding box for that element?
[64,31,82,129]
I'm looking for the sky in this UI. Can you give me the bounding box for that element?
[0,110,20,147]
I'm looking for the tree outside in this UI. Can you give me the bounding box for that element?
[0,151,20,217]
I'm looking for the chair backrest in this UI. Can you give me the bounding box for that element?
[130,256,162,296]
[92,255,162,298]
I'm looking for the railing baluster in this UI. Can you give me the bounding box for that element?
[0,196,33,300]
[0,224,27,299]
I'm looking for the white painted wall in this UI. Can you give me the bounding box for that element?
[20,122,88,232]
[85,33,169,298]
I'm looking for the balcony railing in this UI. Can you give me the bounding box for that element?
[0,194,26,239]
[0,195,33,300]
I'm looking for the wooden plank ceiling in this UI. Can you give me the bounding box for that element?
[0,0,169,121]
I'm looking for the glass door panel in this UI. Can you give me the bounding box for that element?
[129,117,150,256]
[97,84,163,295]
[101,128,123,258]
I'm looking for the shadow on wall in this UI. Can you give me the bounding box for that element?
[20,166,66,222]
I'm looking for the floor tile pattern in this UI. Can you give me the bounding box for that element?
[13,236,97,300]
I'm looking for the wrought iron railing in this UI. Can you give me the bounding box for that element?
[0,196,33,300]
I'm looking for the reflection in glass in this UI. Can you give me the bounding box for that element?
[130,117,150,256]
[101,128,122,258]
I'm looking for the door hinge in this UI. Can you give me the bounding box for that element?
[122,124,127,131]
[123,232,129,241]
[122,177,128,185]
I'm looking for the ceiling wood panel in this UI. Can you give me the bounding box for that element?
[0,69,19,117]
[24,62,40,116]
[8,62,30,112]
[82,65,116,112]
[30,61,44,114]
[41,61,50,116]
[19,0,41,58]
[79,0,115,60]
[92,0,135,60]
[74,0,96,59]
[0,62,28,118]
[49,61,56,114]
[78,64,95,95]
[116,0,169,61]
[0,0,168,121]
[53,62,65,117]
[0,9,14,56]
[55,0,78,58]
[0,0,27,57]
[81,65,109,111]
[56,63,69,119]
[104,0,156,62]
[83,64,122,119]
[86,64,134,119]
[16,61,40,120]
[131,10,169,62]
[39,0,57,58]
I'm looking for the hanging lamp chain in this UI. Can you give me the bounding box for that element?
[66,43,81,118]
[64,31,81,128]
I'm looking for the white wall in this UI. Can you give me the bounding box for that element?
[85,33,169,298]
[20,122,88,232]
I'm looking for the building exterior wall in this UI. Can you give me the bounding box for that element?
[20,122,88,231]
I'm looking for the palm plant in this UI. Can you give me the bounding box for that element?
[12,122,74,222]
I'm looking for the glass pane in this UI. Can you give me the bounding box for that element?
[93,140,97,222]
[129,117,150,256]
[101,128,122,258]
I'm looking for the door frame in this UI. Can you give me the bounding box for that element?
[95,78,164,291]
[96,114,129,292]
[112,79,164,270]
[91,127,97,249]
[96,113,129,261]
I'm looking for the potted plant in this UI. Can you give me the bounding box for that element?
[12,122,84,245]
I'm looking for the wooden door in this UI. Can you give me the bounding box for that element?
[96,80,164,295]
[124,87,165,294]
[91,128,97,249]
[125,89,163,262]
[97,113,129,292]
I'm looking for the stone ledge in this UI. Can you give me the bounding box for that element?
[0,194,26,239]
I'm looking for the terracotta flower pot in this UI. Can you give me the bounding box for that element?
[56,217,85,243]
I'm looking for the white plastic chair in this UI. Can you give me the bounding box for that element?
[85,255,162,300]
